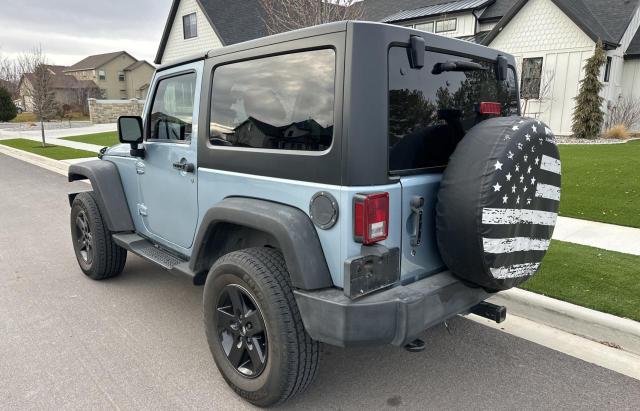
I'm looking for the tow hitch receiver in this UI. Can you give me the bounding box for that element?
[470,302,507,323]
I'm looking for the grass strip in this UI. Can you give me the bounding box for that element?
[522,240,640,322]
[0,138,97,160]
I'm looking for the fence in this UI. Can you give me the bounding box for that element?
[88,98,145,124]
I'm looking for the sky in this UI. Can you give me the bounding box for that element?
[0,0,173,66]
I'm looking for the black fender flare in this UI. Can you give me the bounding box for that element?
[191,197,333,290]
[68,160,134,233]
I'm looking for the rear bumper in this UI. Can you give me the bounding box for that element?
[294,271,490,347]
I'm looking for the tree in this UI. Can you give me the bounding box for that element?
[572,41,607,139]
[0,87,17,121]
[0,54,21,98]
[18,47,58,147]
[259,0,363,35]
[521,69,555,117]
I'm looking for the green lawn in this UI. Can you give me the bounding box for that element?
[0,138,97,160]
[559,140,640,228]
[522,240,640,322]
[61,131,119,147]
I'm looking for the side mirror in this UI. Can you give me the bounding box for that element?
[117,116,145,157]
[409,35,425,69]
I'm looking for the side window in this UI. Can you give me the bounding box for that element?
[209,49,335,152]
[148,72,197,142]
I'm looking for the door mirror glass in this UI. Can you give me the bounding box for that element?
[118,116,144,144]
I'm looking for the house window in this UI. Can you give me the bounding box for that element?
[521,57,543,99]
[120,90,128,99]
[98,70,106,81]
[435,18,456,33]
[183,13,197,39]
[414,22,434,33]
[118,72,125,81]
[99,88,107,98]
[604,56,612,82]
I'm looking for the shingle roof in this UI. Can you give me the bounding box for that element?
[626,27,640,57]
[381,0,494,23]
[124,60,154,71]
[478,0,518,20]
[65,51,135,72]
[483,0,640,47]
[22,65,97,90]
[199,0,269,45]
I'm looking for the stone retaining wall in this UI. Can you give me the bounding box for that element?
[88,98,145,124]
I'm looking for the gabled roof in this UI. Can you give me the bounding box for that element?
[381,0,494,23]
[65,51,136,72]
[124,60,154,71]
[483,0,640,48]
[21,65,98,91]
[626,28,640,58]
[478,0,518,21]
[155,0,269,64]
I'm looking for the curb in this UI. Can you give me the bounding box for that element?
[0,144,69,176]
[488,288,640,356]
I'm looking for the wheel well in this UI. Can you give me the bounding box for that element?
[195,223,281,284]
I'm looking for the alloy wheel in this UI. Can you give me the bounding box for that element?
[216,284,268,378]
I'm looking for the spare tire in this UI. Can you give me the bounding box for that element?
[436,117,561,290]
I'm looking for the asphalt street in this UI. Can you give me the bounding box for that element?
[1,152,639,410]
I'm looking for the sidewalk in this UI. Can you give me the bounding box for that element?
[0,123,115,153]
[552,216,640,256]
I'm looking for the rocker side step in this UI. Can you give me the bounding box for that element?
[112,233,198,282]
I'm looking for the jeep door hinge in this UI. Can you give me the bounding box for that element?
[137,203,148,216]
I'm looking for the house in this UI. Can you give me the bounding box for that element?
[63,51,155,100]
[18,65,99,112]
[156,0,640,135]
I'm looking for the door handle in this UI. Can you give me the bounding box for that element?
[173,161,195,173]
[410,196,424,247]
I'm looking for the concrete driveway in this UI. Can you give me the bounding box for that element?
[1,153,639,410]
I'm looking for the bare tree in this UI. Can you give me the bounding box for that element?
[259,0,363,35]
[521,69,555,117]
[18,47,58,147]
[0,53,24,99]
[605,95,640,131]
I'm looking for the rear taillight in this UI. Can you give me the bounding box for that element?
[479,102,502,115]
[354,192,389,245]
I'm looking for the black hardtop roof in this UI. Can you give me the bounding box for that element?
[157,20,501,71]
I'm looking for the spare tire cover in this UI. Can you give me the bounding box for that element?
[436,116,561,290]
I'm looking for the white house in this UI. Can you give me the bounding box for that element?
[156,0,640,135]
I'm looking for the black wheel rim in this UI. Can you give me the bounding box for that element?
[75,211,93,264]
[216,284,268,378]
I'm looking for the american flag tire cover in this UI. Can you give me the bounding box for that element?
[436,116,561,290]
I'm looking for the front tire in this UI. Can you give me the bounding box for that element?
[70,192,127,280]
[203,248,320,407]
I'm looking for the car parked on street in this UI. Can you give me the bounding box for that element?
[67,21,561,407]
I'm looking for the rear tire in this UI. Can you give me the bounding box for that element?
[70,192,127,280]
[203,247,320,407]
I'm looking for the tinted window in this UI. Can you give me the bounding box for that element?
[388,47,516,172]
[210,49,335,151]
[148,72,197,141]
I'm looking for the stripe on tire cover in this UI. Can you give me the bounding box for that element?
[490,262,541,279]
[482,208,558,226]
[483,237,550,254]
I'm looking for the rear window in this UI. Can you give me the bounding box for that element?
[388,47,518,173]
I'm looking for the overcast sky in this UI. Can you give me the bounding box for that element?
[0,0,173,65]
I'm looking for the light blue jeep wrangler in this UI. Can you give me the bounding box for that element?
[68,22,561,406]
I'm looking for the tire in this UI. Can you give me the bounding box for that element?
[70,192,127,280]
[203,247,320,407]
[436,117,561,290]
